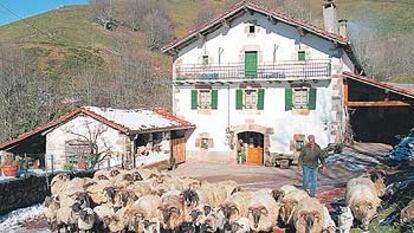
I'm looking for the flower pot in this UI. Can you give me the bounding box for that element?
[2,165,18,177]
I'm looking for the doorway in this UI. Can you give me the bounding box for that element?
[237,131,264,165]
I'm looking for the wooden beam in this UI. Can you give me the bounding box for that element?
[343,78,349,106]
[346,101,411,107]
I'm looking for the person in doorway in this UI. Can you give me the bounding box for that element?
[298,135,326,197]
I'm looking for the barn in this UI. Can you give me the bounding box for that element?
[0,106,195,170]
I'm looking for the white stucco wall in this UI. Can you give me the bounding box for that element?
[45,115,127,170]
[172,12,355,158]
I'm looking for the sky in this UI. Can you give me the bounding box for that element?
[0,0,89,26]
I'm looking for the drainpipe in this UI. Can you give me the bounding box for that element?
[273,44,278,63]
[227,84,230,128]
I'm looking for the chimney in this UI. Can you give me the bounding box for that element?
[338,19,349,38]
[323,0,338,34]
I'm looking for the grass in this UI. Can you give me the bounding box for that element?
[0,0,412,82]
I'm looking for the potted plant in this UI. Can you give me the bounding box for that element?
[1,154,19,177]
[77,154,87,170]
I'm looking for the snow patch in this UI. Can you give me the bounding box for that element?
[0,204,46,232]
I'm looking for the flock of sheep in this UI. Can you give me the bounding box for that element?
[44,167,413,233]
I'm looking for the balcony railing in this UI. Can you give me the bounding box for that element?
[175,59,331,82]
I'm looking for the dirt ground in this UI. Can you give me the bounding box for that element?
[171,143,392,207]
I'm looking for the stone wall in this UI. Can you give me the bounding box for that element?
[0,171,95,215]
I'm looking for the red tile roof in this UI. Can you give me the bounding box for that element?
[0,107,195,151]
[343,71,414,99]
[162,0,349,53]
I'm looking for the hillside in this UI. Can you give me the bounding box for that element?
[0,0,412,142]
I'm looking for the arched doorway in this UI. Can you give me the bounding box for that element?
[237,131,264,165]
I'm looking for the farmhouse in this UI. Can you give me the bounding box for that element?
[162,0,414,164]
[0,106,195,170]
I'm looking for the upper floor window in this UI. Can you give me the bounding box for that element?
[285,87,317,111]
[249,25,255,34]
[236,89,264,110]
[298,51,306,61]
[191,89,218,110]
[202,55,209,65]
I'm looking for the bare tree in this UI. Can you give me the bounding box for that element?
[142,9,173,50]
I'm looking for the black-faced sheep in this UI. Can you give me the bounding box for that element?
[51,173,70,196]
[220,191,252,224]
[126,194,162,233]
[158,190,186,231]
[278,184,309,226]
[247,191,279,232]
[78,207,96,232]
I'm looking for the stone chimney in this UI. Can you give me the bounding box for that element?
[338,19,349,38]
[323,0,338,34]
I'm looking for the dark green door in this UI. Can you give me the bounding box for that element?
[245,51,258,79]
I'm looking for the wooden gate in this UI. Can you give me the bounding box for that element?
[172,137,186,164]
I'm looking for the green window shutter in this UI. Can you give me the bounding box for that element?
[257,89,265,110]
[236,89,243,110]
[191,90,198,110]
[245,51,258,79]
[298,51,305,61]
[308,88,317,110]
[202,55,209,65]
[211,90,218,110]
[285,88,293,111]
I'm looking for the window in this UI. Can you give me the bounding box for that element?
[298,51,306,61]
[201,138,209,149]
[285,87,317,111]
[191,89,218,110]
[249,25,255,33]
[202,55,209,65]
[199,90,211,109]
[236,89,265,110]
[293,88,309,109]
[244,89,258,109]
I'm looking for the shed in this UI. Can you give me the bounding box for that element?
[0,106,195,170]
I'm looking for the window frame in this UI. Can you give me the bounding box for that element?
[198,89,212,110]
[202,55,209,65]
[244,89,258,110]
[292,87,309,110]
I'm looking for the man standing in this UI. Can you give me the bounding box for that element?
[298,135,326,197]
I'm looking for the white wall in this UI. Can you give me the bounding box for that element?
[45,115,127,170]
[172,12,353,157]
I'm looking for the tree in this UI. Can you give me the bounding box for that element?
[142,9,173,50]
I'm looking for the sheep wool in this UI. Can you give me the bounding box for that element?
[293,197,326,233]
[247,191,279,232]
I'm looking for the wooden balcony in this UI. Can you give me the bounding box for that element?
[174,59,332,83]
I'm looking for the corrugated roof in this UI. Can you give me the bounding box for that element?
[0,107,195,151]
[162,0,350,53]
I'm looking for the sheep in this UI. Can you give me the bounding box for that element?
[180,177,202,190]
[370,170,386,197]
[86,179,113,205]
[231,217,250,233]
[93,169,110,180]
[201,207,227,233]
[56,202,81,232]
[113,188,138,209]
[78,207,97,232]
[158,190,186,231]
[44,195,60,231]
[401,200,414,226]
[108,208,129,233]
[130,180,156,198]
[126,194,162,233]
[278,184,310,225]
[189,204,213,228]
[204,180,240,208]
[51,173,70,196]
[346,176,382,230]
[337,206,354,233]
[293,197,326,233]
[322,206,336,233]
[220,191,253,224]
[93,203,115,231]
[247,191,279,232]
[113,172,135,189]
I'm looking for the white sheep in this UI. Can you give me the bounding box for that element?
[50,173,70,196]
[346,176,381,231]
[78,207,96,232]
[247,191,279,232]
[231,217,250,233]
[278,184,309,225]
[337,206,354,233]
[126,194,162,233]
[159,190,186,231]
[202,207,227,233]
[44,195,60,231]
[220,191,253,224]
[293,197,326,233]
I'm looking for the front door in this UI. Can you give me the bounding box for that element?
[238,131,264,165]
[245,51,258,79]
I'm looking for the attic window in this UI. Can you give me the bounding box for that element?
[249,25,255,33]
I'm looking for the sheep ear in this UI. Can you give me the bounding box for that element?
[260,207,268,215]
